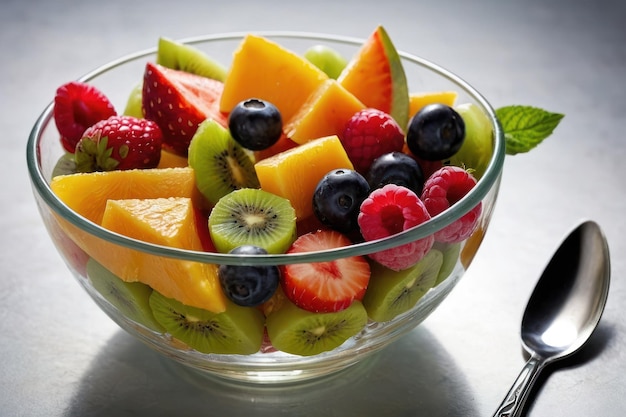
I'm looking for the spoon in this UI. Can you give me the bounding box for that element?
[493,220,610,417]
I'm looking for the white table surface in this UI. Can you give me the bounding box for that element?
[3,0,625,415]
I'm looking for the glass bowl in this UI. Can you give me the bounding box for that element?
[27,31,505,384]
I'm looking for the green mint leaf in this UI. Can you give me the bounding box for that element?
[495,105,564,155]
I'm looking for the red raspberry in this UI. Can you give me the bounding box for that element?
[53,81,117,153]
[420,166,481,243]
[358,184,434,271]
[75,115,162,172]
[341,109,405,174]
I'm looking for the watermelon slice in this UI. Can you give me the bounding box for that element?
[142,62,228,156]
[338,26,410,128]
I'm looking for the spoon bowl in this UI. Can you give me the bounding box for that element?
[494,220,610,417]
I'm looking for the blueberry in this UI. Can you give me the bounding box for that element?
[312,169,370,233]
[228,98,282,150]
[367,152,425,195]
[406,104,465,161]
[218,245,280,307]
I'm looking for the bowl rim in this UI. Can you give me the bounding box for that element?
[26,30,505,266]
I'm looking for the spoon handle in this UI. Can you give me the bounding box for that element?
[493,355,545,417]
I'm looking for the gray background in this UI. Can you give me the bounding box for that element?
[3,0,625,415]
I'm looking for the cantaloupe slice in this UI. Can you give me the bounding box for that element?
[338,26,409,128]
[102,197,202,249]
[97,197,226,312]
[284,79,366,145]
[254,135,354,219]
[50,167,197,225]
[50,168,225,311]
[56,197,225,312]
[409,91,458,118]
[219,34,329,121]
[157,150,189,169]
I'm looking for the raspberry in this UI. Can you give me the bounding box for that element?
[341,109,405,174]
[420,166,481,243]
[53,81,117,153]
[358,184,434,271]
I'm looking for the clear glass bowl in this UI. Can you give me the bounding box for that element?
[27,31,505,384]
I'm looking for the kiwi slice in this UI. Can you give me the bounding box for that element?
[208,188,297,254]
[86,258,164,332]
[149,291,265,355]
[433,242,461,286]
[51,153,77,177]
[188,119,260,206]
[363,249,443,322]
[157,37,228,82]
[266,300,368,356]
[123,82,144,118]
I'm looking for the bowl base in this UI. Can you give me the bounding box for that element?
[160,350,383,387]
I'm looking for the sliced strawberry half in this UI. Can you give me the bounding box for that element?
[280,230,371,313]
[142,62,229,156]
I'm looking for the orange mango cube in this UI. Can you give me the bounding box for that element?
[284,79,365,145]
[255,135,354,220]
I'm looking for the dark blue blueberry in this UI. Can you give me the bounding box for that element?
[367,152,425,196]
[218,245,280,307]
[228,98,282,151]
[312,169,370,233]
[406,103,465,161]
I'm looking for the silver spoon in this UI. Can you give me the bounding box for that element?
[493,220,610,417]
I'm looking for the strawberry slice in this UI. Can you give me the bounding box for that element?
[142,62,228,156]
[280,230,370,313]
[53,81,117,153]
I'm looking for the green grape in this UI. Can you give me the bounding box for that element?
[123,82,144,118]
[304,45,348,79]
[448,103,493,178]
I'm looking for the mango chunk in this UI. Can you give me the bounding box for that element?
[219,34,329,121]
[255,135,354,219]
[284,79,365,145]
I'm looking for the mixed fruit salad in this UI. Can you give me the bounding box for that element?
[46,26,562,357]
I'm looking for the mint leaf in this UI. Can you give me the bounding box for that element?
[495,105,564,155]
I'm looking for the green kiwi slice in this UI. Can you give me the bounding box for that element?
[433,242,461,286]
[86,258,164,332]
[157,37,228,82]
[149,291,265,355]
[266,300,368,356]
[188,119,260,206]
[208,188,297,254]
[363,249,443,322]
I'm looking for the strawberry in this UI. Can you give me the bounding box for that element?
[142,62,228,156]
[74,115,162,172]
[340,108,405,174]
[53,81,117,153]
[280,230,370,313]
